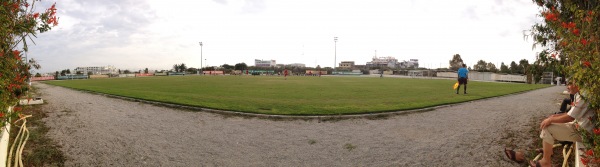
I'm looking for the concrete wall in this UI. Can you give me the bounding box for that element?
[155,72,168,76]
[305,70,327,75]
[90,75,109,79]
[31,76,55,81]
[437,72,526,82]
[135,73,153,77]
[492,74,526,82]
[118,74,136,78]
[369,70,381,74]
[202,71,224,75]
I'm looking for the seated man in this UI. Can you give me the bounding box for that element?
[558,82,576,114]
[505,81,594,167]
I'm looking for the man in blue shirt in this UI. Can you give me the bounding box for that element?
[457,64,469,94]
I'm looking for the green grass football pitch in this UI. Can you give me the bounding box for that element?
[44,75,548,115]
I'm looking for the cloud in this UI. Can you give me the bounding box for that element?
[67,0,156,45]
[213,0,228,5]
[498,30,510,37]
[462,6,479,20]
[241,0,266,14]
[27,0,159,72]
[210,0,266,14]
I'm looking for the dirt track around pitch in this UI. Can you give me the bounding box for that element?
[37,82,561,166]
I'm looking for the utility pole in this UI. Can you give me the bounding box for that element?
[334,36,338,75]
[199,42,203,75]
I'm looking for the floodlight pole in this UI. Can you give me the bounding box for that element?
[199,42,203,75]
[334,36,338,75]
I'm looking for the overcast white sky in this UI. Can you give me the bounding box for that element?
[28,0,544,73]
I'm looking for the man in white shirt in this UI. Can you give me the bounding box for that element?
[505,81,595,167]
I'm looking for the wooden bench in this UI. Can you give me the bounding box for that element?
[575,142,584,167]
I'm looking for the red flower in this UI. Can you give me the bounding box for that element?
[543,12,558,21]
[581,39,588,45]
[33,13,39,18]
[561,22,568,28]
[47,16,59,26]
[572,29,580,36]
[568,22,576,29]
[551,54,556,59]
[587,149,594,156]
[583,61,591,68]
[12,50,21,60]
[582,158,589,166]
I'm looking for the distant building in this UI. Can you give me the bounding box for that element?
[275,63,305,68]
[354,65,366,70]
[398,59,419,69]
[255,59,276,67]
[366,56,398,68]
[365,56,419,69]
[74,65,117,75]
[339,61,354,69]
[288,63,306,68]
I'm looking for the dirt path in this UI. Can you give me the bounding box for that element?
[36,82,564,166]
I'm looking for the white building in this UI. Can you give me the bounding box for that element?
[366,56,398,68]
[398,59,419,69]
[74,65,117,75]
[255,59,276,67]
[288,63,305,68]
[366,56,419,69]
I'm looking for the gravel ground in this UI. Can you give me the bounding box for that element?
[36,82,565,166]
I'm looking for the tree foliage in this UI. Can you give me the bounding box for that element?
[186,67,197,74]
[486,62,498,73]
[1,1,58,165]
[529,0,600,163]
[221,64,234,70]
[234,63,247,70]
[518,59,530,75]
[509,61,519,74]
[473,60,487,72]
[172,63,186,72]
[448,54,464,71]
[500,62,509,73]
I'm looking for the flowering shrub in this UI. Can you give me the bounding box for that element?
[1,1,58,127]
[529,0,600,166]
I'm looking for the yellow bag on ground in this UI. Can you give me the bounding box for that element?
[453,82,459,90]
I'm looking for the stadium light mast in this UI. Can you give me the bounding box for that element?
[199,42,203,75]
[334,36,338,75]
